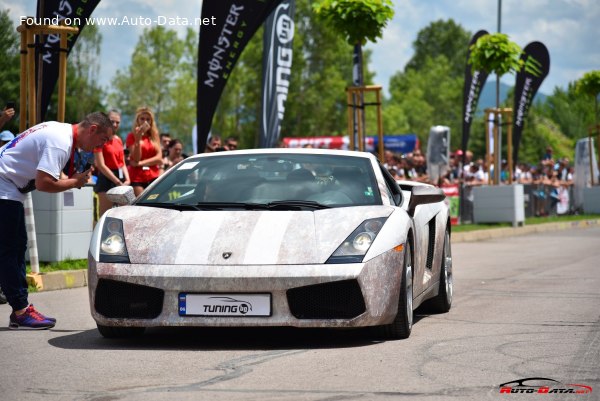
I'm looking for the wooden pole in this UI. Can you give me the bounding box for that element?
[504,108,514,184]
[57,30,68,122]
[376,88,384,163]
[484,108,491,185]
[26,28,37,126]
[347,89,354,151]
[589,127,595,186]
[19,26,28,133]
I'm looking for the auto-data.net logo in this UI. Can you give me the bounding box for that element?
[499,377,593,395]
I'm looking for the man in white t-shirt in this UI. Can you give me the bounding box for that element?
[0,112,112,330]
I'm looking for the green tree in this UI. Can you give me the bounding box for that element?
[45,24,105,122]
[160,28,198,150]
[405,19,472,78]
[109,26,184,127]
[0,9,22,132]
[387,55,462,146]
[575,70,600,129]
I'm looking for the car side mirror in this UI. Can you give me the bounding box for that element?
[407,186,445,216]
[106,186,136,206]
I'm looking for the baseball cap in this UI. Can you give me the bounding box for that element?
[0,130,15,141]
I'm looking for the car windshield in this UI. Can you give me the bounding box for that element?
[137,153,382,209]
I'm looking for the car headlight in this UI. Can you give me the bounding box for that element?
[327,217,387,264]
[99,217,130,263]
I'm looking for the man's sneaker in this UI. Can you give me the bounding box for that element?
[9,305,56,330]
[29,304,56,323]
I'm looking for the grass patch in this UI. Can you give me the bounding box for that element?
[26,258,87,274]
[452,214,600,233]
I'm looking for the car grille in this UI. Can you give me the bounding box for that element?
[286,279,366,319]
[95,279,164,319]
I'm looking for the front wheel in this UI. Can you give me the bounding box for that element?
[375,241,413,339]
[426,229,453,313]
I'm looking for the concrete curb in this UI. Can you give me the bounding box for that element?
[27,218,600,292]
[452,218,600,243]
[27,269,87,292]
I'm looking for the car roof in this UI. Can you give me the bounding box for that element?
[186,148,380,161]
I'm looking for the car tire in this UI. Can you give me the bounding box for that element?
[97,324,146,338]
[376,241,413,340]
[426,229,453,313]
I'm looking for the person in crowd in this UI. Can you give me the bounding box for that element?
[94,110,130,217]
[0,106,15,131]
[0,129,16,304]
[0,130,15,147]
[162,139,186,170]
[0,112,112,329]
[517,163,533,184]
[542,145,554,163]
[126,107,163,196]
[205,134,224,152]
[225,136,239,150]
[160,133,171,158]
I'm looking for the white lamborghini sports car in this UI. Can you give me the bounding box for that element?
[88,148,452,339]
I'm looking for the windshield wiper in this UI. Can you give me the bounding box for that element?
[193,201,330,211]
[266,200,330,210]
[136,202,202,211]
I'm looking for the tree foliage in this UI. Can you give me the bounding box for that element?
[0,9,22,133]
[311,0,394,46]
[387,55,463,146]
[469,33,523,77]
[47,24,105,122]
[405,19,471,78]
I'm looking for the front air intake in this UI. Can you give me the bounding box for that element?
[287,280,366,319]
[95,279,163,319]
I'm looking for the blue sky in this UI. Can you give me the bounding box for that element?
[3,0,599,97]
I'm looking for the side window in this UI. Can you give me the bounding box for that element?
[380,165,403,206]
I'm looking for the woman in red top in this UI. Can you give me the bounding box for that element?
[126,107,163,196]
[94,110,130,216]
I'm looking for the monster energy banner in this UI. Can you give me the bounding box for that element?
[35,0,101,120]
[512,41,550,164]
[260,0,295,148]
[197,0,283,152]
[461,30,490,155]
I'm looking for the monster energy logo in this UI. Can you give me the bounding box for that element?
[524,55,542,77]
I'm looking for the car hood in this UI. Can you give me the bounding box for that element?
[105,205,394,265]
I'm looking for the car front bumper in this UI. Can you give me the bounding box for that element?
[88,249,405,329]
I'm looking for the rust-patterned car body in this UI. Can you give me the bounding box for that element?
[88,149,452,339]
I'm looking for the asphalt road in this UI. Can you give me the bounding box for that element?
[1,227,599,401]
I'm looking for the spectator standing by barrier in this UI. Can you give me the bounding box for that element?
[160,133,171,158]
[162,139,186,170]
[126,107,162,196]
[0,105,15,130]
[94,110,130,217]
[0,112,112,329]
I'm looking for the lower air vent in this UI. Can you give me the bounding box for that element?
[95,279,163,319]
[287,280,366,319]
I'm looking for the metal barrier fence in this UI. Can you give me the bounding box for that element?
[460,184,575,224]
[523,184,575,217]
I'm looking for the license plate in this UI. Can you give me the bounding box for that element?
[179,293,271,317]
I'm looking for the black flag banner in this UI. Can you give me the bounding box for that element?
[36,0,101,120]
[461,30,490,155]
[197,0,284,152]
[512,41,550,164]
[259,0,295,148]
